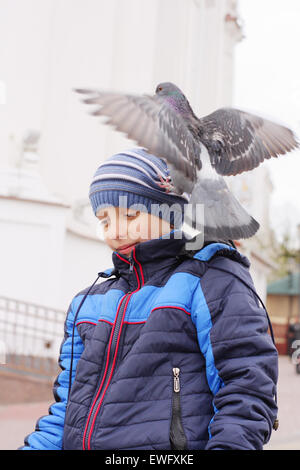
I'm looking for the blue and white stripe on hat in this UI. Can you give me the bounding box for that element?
[89,148,189,228]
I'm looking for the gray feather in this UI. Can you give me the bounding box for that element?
[74,83,298,241]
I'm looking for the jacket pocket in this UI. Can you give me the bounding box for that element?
[170,367,188,450]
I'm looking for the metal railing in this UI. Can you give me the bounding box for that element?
[0,296,65,379]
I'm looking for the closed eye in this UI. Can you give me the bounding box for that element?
[126,211,140,219]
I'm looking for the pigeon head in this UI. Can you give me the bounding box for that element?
[155,82,183,97]
[155,82,194,116]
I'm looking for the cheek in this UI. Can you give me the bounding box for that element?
[128,218,149,240]
[128,219,140,237]
[103,233,115,249]
[138,223,149,240]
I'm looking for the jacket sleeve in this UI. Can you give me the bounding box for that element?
[19,300,84,450]
[191,260,278,450]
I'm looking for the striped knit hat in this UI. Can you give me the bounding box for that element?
[89,148,189,228]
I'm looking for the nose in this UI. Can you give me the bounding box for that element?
[106,216,128,240]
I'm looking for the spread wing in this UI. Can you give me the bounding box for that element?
[74,88,201,194]
[199,107,299,176]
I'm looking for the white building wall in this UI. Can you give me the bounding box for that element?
[0,0,240,201]
[0,0,243,311]
[61,230,112,309]
[0,197,69,308]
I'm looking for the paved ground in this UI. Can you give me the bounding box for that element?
[0,401,51,449]
[0,356,299,450]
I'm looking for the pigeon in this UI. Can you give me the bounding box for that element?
[74,82,299,241]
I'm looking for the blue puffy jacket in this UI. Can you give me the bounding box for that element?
[21,233,278,450]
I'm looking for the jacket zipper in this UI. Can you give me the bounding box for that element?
[83,251,141,450]
[170,367,188,450]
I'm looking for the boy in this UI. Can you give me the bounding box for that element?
[21,148,278,450]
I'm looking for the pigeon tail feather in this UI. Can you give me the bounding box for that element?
[184,177,260,241]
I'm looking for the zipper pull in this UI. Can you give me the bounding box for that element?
[173,367,180,393]
[129,255,134,273]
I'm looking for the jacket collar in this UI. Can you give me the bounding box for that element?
[111,230,246,289]
[112,230,188,288]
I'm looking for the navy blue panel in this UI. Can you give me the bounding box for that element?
[21,237,278,451]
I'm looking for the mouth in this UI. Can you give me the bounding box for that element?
[116,243,137,254]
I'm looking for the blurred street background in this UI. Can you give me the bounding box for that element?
[0,0,299,450]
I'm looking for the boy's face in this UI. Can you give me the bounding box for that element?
[97,206,173,257]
